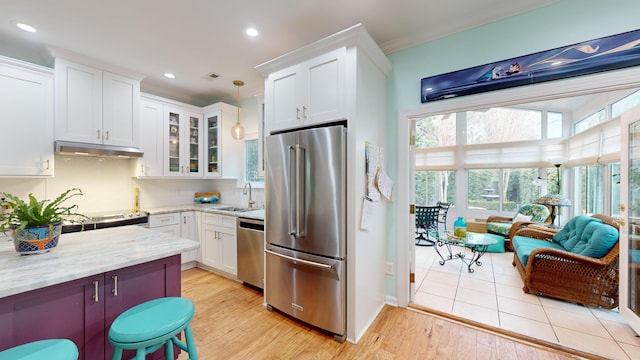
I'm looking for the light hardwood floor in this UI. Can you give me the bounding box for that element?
[178,268,583,359]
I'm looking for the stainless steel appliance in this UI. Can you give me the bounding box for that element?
[265,123,346,340]
[237,217,265,289]
[62,210,149,233]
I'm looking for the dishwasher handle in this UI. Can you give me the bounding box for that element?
[238,218,264,231]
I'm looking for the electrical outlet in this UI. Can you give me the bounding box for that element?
[385,262,393,275]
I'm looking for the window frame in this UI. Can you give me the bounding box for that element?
[243,133,264,188]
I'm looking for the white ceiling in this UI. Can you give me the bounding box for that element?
[0,0,559,107]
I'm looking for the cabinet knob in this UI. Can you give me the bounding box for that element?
[302,105,308,118]
[97,129,101,140]
[105,131,110,141]
[296,107,301,120]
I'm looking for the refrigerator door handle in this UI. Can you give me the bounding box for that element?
[265,249,333,270]
[287,145,296,238]
[294,144,305,238]
[288,144,305,239]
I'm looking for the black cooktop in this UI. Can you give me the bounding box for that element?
[62,211,149,233]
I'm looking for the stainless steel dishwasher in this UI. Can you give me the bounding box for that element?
[237,217,264,289]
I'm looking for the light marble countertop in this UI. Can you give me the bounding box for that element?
[146,203,265,221]
[0,225,199,299]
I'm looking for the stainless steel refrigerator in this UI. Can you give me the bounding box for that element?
[264,123,346,339]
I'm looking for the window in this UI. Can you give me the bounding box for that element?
[414,114,456,147]
[245,139,264,185]
[547,111,563,139]
[468,168,540,212]
[574,108,606,134]
[466,107,541,145]
[610,162,621,217]
[545,166,560,195]
[415,171,455,206]
[574,165,603,215]
[611,89,640,118]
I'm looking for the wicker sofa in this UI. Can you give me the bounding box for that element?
[511,214,619,309]
[487,204,550,251]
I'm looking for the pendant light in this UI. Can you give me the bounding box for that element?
[231,80,245,140]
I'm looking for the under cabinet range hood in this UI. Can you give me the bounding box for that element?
[54,141,144,158]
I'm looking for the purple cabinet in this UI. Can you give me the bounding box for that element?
[0,255,181,360]
[0,274,105,358]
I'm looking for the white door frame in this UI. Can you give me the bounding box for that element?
[396,66,640,308]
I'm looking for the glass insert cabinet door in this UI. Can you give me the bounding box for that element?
[189,115,200,173]
[165,108,202,177]
[168,111,180,174]
[620,106,640,335]
[206,113,221,176]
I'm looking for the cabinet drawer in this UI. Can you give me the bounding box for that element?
[202,213,236,228]
[149,212,181,227]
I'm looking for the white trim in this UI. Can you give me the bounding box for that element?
[396,66,640,308]
[385,296,399,307]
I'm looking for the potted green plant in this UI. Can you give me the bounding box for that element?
[0,188,86,255]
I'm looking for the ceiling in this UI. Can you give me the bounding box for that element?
[0,0,559,107]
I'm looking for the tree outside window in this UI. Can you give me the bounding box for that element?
[467,108,541,144]
[415,171,455,206]
[468,168,540,212]
[245,139,263,184]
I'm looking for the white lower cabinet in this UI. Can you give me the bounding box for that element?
[149,211,199,268]
[201,213,237,276]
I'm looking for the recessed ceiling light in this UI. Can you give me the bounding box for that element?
[245,28,259,37]
[164,73,175,79]
[16,23,37,33]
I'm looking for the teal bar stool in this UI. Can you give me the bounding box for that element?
[109,297,198,360]
[0,339,78,360]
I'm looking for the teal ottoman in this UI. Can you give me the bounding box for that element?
[484,233,505,253]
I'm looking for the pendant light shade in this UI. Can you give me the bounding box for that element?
[231,80,245,140]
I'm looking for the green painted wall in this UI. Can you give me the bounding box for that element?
[385,0,640,298]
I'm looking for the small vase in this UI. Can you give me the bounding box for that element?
[454,217,467,238]
[12,223,62,255]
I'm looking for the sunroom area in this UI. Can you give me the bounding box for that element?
[402,72,640,359]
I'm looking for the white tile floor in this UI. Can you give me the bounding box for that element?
[413,244,640,359]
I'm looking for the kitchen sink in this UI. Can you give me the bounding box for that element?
[220,206,251,212]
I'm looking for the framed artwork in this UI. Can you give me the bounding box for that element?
[421,28,640,103]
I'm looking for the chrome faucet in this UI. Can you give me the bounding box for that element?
[243,182,255,208]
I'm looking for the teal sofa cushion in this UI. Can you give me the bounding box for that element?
[552,215,602,251]
[579,223,619,258]
[514,216,618,267]
[512,235,566,265]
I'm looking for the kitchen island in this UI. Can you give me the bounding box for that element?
[0,225,199,359]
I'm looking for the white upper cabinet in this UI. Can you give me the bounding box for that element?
[136,96,244,180]
[55,58,140,147]
[102,71,140,146]
[264,47,346,133]
[202,102,241,178]
[0,57,54,176]
[137,97,164,177]
[163,105,203,177]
